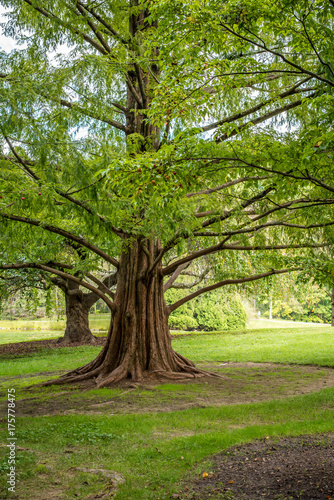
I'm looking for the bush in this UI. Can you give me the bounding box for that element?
[167,288,247,332]
[168,313,198,331]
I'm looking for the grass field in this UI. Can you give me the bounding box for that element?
[0,315,330,345]
[0,322,333,499]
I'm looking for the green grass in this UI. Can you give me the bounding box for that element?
[0,346,101,377]
[0,315,329,344]
[173,326,334,366]
[1,327,333,379]
[0,323,334,498]
[0,388,333,499]
[247,318,330,329]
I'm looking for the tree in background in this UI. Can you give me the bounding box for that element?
[1,0,334,385]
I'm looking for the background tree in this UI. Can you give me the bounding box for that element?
[1,0,334,385]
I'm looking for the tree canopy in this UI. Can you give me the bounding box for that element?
[1,0,334,385]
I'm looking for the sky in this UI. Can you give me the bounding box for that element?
[0,6,17,52]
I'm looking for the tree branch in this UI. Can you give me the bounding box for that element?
[0,212,119,268]
[163,241,329,277]
[163,262,190,292]
[0,263,115,309]
[41,92,129,133]
[168,268,298,313]
[23,0,109,55]
[1,147,125,237]
[185,176,269,198]
[215,92,318,143]
[202,78,313,133]
[219,21,334,87]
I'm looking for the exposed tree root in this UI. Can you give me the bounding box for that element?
[37,354,224,389]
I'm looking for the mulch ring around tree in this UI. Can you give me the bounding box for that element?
[0,336,107,356]
[183,433,334,500]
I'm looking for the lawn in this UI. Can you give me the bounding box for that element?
[0,315,329,344]
[0,323,333,499]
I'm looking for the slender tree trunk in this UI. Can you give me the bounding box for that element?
[269,297,273,320]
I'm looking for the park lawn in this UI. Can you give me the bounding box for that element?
[174,326,334,367]
[1,327,333,379]
[0,326,333,499]
[0,316,329,344]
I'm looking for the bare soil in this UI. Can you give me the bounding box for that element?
[183,433,334,500]
[0,337,106,356]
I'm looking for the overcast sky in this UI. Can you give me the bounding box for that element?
[0,6,16,52]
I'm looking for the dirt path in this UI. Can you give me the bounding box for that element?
[184,433,334,499]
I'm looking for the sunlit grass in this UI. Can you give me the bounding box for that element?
[173,326,334,367]
[1,322,334,498]
[0,388,333,499]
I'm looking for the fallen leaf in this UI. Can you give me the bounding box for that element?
[228,480,234,484]
[203,472,208,478]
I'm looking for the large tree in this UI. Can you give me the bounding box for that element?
[1,0,334,385]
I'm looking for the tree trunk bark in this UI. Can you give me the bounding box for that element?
[55,280,96,344]
[40,5,218,387]
[52,238,212,386]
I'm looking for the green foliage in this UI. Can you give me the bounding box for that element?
[167,288,247,331]
[2,0,334,344]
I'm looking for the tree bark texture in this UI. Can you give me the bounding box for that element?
[40,5,217,387]
[49,239,212,386]
[54,278,96,344]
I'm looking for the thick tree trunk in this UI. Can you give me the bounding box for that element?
[40,5,216,387]
[62,288,95,344]
[50,239,212,386]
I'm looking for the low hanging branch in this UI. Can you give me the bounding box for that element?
[0,212,120,269]
[163,242,330,277]
[0,263,115,310]
[1,142,126,237]
[168,268,299,313]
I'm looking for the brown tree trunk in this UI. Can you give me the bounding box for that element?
[53,239,211,386]
[54,279,96,345]
[41,5,217,387]
[62,289,95,344]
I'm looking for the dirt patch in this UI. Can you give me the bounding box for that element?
[0,333,184,356]
[184,433,334,499]
[0,337,107,356]
[2,362,333,418]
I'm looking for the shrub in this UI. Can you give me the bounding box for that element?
[168,313,198,331]
[167,288,247,332]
